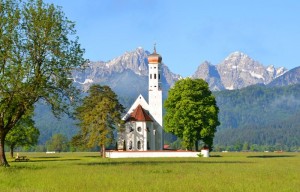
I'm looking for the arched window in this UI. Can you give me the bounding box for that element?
[154,74,156,79]
[150,74,152,79]
[137,126,141,132]
[158,74,160,79]
[123,140,126,151]
[137,141,141,150]
[129,141,132,150]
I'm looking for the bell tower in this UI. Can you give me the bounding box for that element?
[148,45,163,150]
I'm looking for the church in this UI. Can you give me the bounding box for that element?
[117,46,163,151]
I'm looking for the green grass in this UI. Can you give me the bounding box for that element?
[0,152,299,192]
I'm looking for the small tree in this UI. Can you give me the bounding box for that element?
[46,134,69,152]
[242,142,250,151]
[5,112,39,158]
[164,78,220,151]
[75,85,124,157]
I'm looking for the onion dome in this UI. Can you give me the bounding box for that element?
[148,44,162,63]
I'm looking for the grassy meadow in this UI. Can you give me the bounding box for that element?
[0,152,299,192]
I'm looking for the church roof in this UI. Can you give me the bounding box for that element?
[125,104,153,122]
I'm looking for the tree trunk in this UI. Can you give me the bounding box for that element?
[10,145,14,158]
[195,140,199,151]
[101,144,106,158]
[0,132,9,167]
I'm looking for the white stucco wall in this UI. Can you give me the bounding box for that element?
[106,151,203,158]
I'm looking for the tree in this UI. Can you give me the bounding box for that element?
[46,134,69,152]
[5,112,39,158]
[0,0,85,166]
[75,85,124,157]
[242,142,250,151]
[164,78,220,151]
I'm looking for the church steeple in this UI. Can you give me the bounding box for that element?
[148,45,163,150]
[148,45,162,91]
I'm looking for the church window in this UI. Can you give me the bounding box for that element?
[123,140,126,151]
[137,126,141,132]
[154,74,156,79]
[137,141,141,150]
[129,141,132,150]
[150,74,152,79]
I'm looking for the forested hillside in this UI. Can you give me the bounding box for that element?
[34,84,300,151]
[213,84,300,150]
[33,104,78,143]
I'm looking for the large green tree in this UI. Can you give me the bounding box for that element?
[75,85,124,157]
[164,78,220,151]
[5,112,39,158]
[0,0,85,166]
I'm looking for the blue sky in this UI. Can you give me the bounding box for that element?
[44,0,300,77]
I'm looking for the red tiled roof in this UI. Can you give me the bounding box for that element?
[126,104,153,122]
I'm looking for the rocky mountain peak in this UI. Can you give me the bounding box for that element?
[193,61,216,78]
[192,61,224,91]
[225,51,249,61]
[223,51,258,69]
[276,67,287,77]
[217,52,269,89]
[193,52,289,90]
[106,47,149,76]
[268,66,300,87]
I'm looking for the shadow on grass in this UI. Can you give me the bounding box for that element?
[7,158,80,170]
[83,156,101,158]
[7,165,46,170]
[78,159,252,166]
[28,159,81,162]
[210,155,222,157]
[247,155,295,158]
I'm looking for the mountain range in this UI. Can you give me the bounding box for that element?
[72,47,299,93]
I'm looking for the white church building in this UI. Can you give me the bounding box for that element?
[117,46,163,151]
[109,46,206,158]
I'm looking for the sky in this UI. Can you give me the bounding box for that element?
[44,0,300,77]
